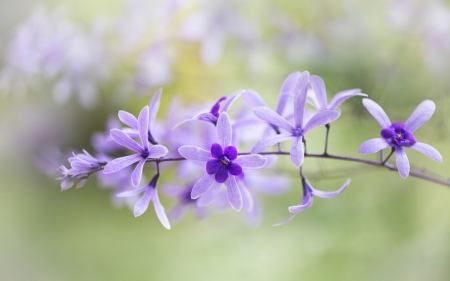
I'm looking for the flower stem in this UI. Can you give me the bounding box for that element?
[324,123,330,155]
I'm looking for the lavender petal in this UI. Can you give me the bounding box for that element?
[404,100,436,133]
[251,134,294,154]
[293,71,310,129]
[362,98,391,128]
[133,187,153,217]
[226,176,243,211]
[172,113,217,129]
[253,107,294,132]
[131,159,146,187]
[303,110,340,133]
[240,184,254,212]
[110,129,142,153]
[196,182,222,207]
[359,138,390,154]
[148,88,162,131]
[290,136,304,168]
[408,142,443,162]
[395,146,410,179]
[241,90,267,107]
[221,89,245,112]
[147,145,169,158]
[116,186,147,197]
[103,154,142,174]
[152,188,171,229]
[178,145,212,162]
[276,71,301,115]
[309,75,328,110]
[217,112,232,148]
[138,106,150,150]
[273,194,313,226]
[310,179,350,198]
[328,89,367,110]
[234,154,267,169]
[118,110,138,129]
[191,173,216,199]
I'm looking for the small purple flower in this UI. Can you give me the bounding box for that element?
[359,98,443,178]
[308,75,367,110]
[57,150,107,190]
[274,178,350,226]
[117,173,170,229]
[178,112,267,211]
[251,71,340,167]
[103,106,168,186]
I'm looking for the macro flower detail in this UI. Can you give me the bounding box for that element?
[178,112,267,211]
[103,106,169,186]
[359,98,443,178]
[251,71,341,167]
[274,178,350,226]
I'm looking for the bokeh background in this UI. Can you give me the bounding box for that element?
[1,0,450,280]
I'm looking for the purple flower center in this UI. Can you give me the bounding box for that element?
[141,149,149,159]
[380,122,416,146]
[292,127,304,137]
[206,143,242,183]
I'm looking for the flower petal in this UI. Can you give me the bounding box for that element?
[293,71,310,128]
[359,138,391,154]
[134,187,153,217]
[290,136,304,168]
[116,186,147,197]
[310,179,350,198]
[273,195,313,226]
[362,98,391,128]
[228,162,242,176]
[226,176,242,211]
[328,89,367,110]
[152,188,171,229]
[303,110,340,133]
[309,75,328,110]
[118,110,138,129]
[110,129,142,153]
[241,90,267,107]
[196,182,222,207]
[210,143,223,158]
[206,159,222,174]
[404,100,436,133]
[408,142,443,162]
[191,173,216,199]
[277,72,301,115]
[172,113,217,129]
[131,159,146,187]
[395,146,410,179]
[103,154,141,174]
[138,106,150,150]
[215,166,229,183]
[149,89,162,131]
[147,145,169,158]
[253,107,294,132]
[224,146,238,160]
[178,145,212,162]
[240,184,254,212]
[221,90,245,112]
[251,134,294,154]
[234,154,267,169]
[217,112,232,148]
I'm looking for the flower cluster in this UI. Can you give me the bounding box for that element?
[55,71,444,229]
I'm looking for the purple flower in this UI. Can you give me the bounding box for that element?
[274,178,350,226]
[57,150,107,190]
[251,71,340,167]
[91,116,123,154]
[178,112,267,211]
[117,173,170,229]
[103,106,168,186]
[359,98,443,178]
[308,75,367,110]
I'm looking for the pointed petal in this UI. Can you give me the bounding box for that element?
[328,90,367,110]
[172,113,217,129]
[253,107,294,132]
[116,186,147,197]
[217,112,232,147]
[133,187,153,217]
[303,110,341,133]
[408,142,443,162]
[131,159,146,187]
[240,184,254,212]
[273,194,313,226]
[152,188,171,229]
[178,145,212,162]
[168,204,187,223]
[234,154,267,169]
[196,182,222,207]
[221,90,245,112]
[103,154,141,174]
[310,179,350,198]
[395,146,410,179]
[138,106,150,150]
[147,145,168,158]
[191,174,216,199]
[276,71,301,115]
[226,176,243,211]
[404,100,436,133]
[359,138,391,154]
[110,129,142,153]
[290,136,304,168]
[149,89,162,131]
[241,90,267,107]
[118,110,138,129]
[289,189,313,212]
[293,71,310,128]
[362,98,391,128]
[251,134,294,154]
[309,75,328,110]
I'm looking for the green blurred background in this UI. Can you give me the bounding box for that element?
[1,0,450,280]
